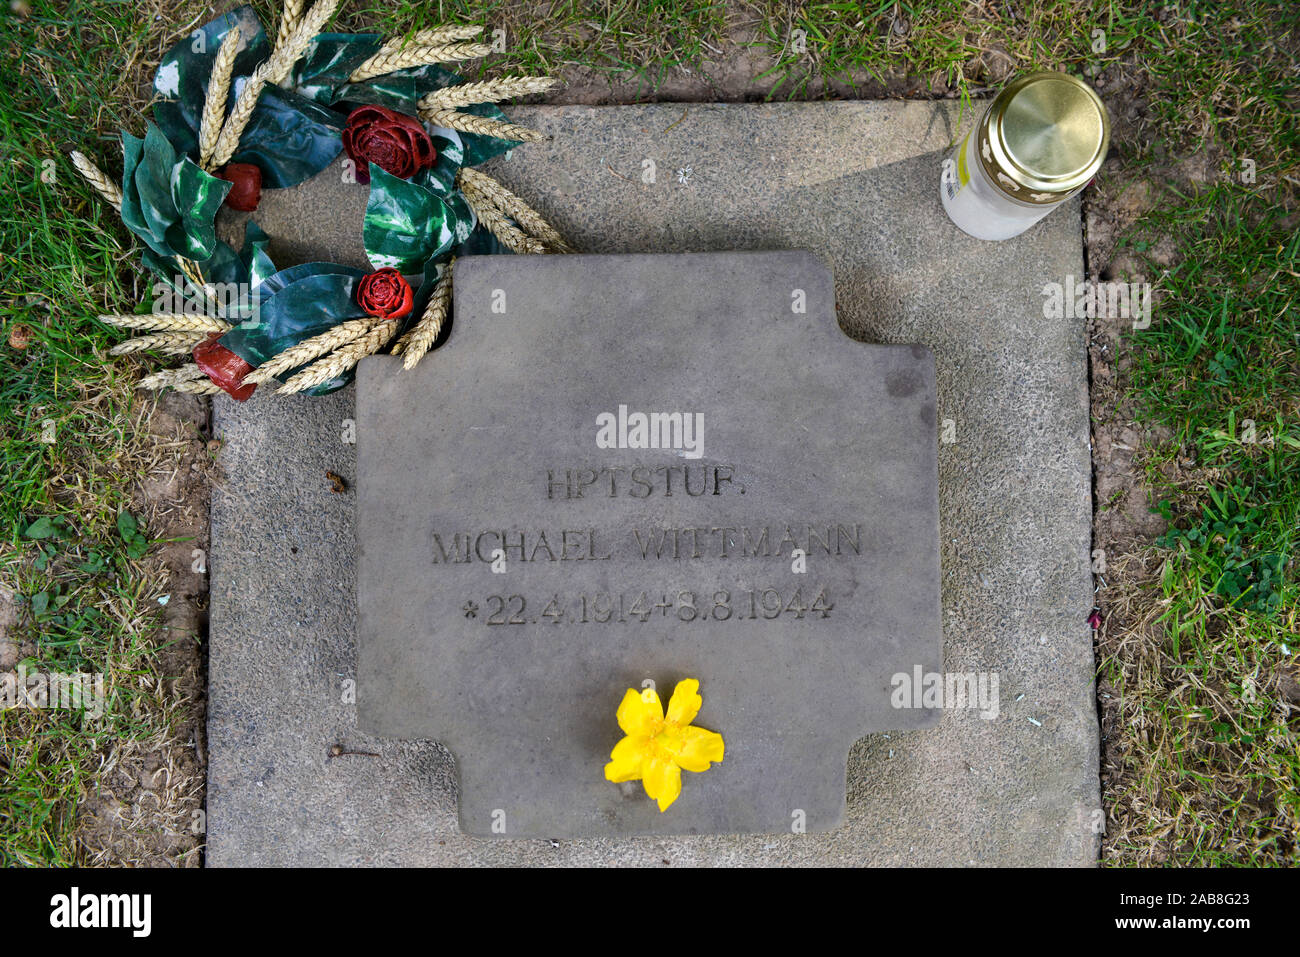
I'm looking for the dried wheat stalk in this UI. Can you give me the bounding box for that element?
[174,257,212,296]
[457,167,572,251]
[418,75,557,111]
[400,264,454,370]
[379,25,482,52]
[137,364,208,390]
[210,0,339,168]
[243,319,376,385]
[277,0,306,43]
[110,332,209,356]
[458,182,547,255]
[199,28,241,171]
[99,313,232,333]
[262,0,339,83]
[348,42,492,83]
[418,106,541,142]
[70,151,123,212]
[208,75,266,170]
[171,378,226,395]
[275,319,398,394]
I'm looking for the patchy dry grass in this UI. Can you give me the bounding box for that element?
[1096,185,1299,865]
[0,0,220,865]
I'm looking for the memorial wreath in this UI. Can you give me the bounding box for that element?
[73,0,727,813]
[70,0,573,400]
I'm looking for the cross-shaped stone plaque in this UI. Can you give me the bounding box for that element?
[356,250,940,837]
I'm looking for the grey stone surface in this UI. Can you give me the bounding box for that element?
[208,101,1099,865]
[356,251,940,837]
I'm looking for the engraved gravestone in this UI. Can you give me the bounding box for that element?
[356,250,940,837]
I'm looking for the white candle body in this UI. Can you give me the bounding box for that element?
[940,123,1071,241]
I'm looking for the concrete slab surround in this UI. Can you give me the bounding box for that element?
[207,101,1099,865]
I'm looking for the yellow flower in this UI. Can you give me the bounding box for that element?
[603,678,724,811]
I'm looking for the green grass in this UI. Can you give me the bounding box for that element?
[329,0,733,91]
[0,0,191,865]
[1099,185,1299,863]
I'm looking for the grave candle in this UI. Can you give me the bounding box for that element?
[941,72,1110,241]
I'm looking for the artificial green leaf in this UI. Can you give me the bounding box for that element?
[444,189,477,245]
[130,124,181,255]
[253,261,367,301]
[118,132,151,249]
[231,83,346,188]
[418,130,465,197]
[124,123,230,260]
[218,266,369,368]
[288,33,383,104]
[330,61,457,113]
[152,6,272,158]
[241,222,277,290]
[141,240,257,323]
[363,164,457,272]
[150,8,346,184]
[168,156,231,259]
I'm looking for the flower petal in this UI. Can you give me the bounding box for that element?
[641,753,682,812]
[616,687,662,737]
[673,726,725,773]
[604,735,647,783]
[666,678,702,726]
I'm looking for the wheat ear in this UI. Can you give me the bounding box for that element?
[348,42,492,83]
[277,0,306,42]
[457,168,572,251]
[418,106,542,142]
[198,28,242,171]
[110,332,209,356]
[243,319,375,385]
[458,181,550,254]
[262,0,339,83]
[208,76,266,170]
[418,75,557,111]
[399,264,454,370]
[99,313,232,333]
[210,0,339,168]
[275,319,399,394]
[171,378,226,394]
[379,25,482,51]
[137,364,208,390]
[70,151,123,212]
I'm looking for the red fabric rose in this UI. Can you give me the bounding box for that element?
[342,105,436,184]
[356,268,414,320]
[193,333,257,401]
[215,163,262,212]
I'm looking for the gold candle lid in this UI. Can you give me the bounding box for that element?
[977,72,1110,204]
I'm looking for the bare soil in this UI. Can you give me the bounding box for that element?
[77,392,213,866]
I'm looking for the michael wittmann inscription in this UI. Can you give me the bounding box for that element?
[356,251,941,838]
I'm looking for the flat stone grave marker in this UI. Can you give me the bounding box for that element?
[208,101,1098,866]
[355,250,941,837]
